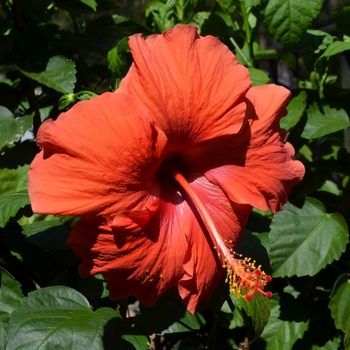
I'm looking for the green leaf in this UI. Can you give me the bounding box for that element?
[264,0,325,47]
[301,103,350,139]
[220,300,245,329]
[297,30,334,54]
[259,294,309,349]
[280,91,307,130]
[19,56,76,94]
[0,268,23,349]
[0,107,33,150]
[119,335,149,350]
[0,165,29,197]
[79,0,97,11]
[230,293,270,339]
[329,274,350,336]
[0,191,30,228]
[248,68,270,86]
[107,37,129,76]
[269,198,349,278]
[21,219,70,251]
[6,286,122,350]
[318,40,350,59]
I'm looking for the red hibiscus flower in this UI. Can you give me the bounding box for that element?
[28,25,305,313]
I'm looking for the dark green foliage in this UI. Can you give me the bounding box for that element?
[0,0,350,349]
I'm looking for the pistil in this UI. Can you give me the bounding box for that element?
[171,169,272,301]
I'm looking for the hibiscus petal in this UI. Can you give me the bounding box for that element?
[28,92,167,217]
[68,197,188,307]
[119,25,251,145]
[177,174,252,313]
[183,84,305,213]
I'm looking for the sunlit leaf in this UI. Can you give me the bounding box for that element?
[0,191,30,227]
[6,286,122,350]
[301,103,350,139]
[0,165,29,197]
[248,68,270,86]
[264,0,325,47]
[0,107,33,150]
[319,41,350,59]
[298,30,334,54]
[259,294,309,349]
[0,268,23,349]
[269,198,348,277]
[19,56,76,94]
[280,91,307,130]
[107,37,129,77]
[118,335,149,350]
[79,0,97,11]
[230,293,270,339]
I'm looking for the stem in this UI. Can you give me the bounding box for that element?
[230,37,251,67]
[240,1,251,44]
[240,0,254,67]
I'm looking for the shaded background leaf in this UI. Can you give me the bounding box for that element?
[0,191,30,228]
[19,56,77,94]
[264,0,325,47]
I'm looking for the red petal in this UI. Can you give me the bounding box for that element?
[68,174,251,313]
[177,175,252,313]
[28,92,167,217]
[119,25,251,145]
[68,196,188,307]
[182,84,305,213]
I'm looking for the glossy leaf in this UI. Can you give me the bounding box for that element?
[230,293,270,339]
[259,294,309,349]
[0,165,29,197]
[269,198,348,277]
[6,286,122,350]
[107,37,129,77]
[0,268,23,349]
[298,30,334,54]
[280,91,307,131]
[0,107,33,150]
[79,0,97,11]
[319,41,350,59]
[248,68,270,86]
[301,103,350,139]
[0,191,30,227]
[119,335,149,350]
[264,0,325,47]
[19,56,76,94]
